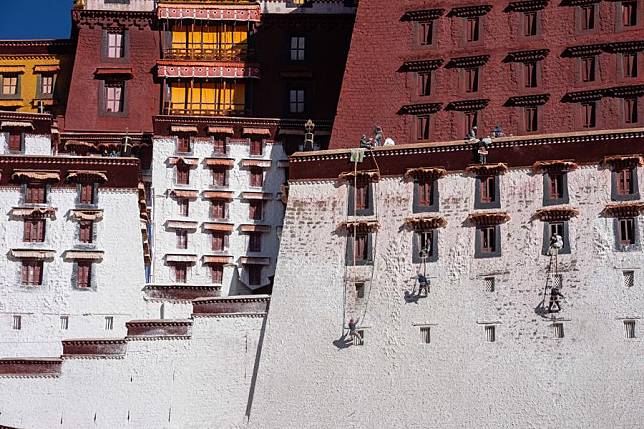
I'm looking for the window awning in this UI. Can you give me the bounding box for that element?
[205,158,235,168]
[70,210,104,222]
[465,163,508,176]
[467,212,511,226]
[338,170,381,183]
[169,189,199,199]
[238,256,270,266]
[534,207,580,222]
[531,160,578,173]
[170,125,198,134]
[1,121,33,129]
[165,254,198,263]
[242,128,271,137]
[203,255,234,265]
[166,220,199,230]
[10,249,55,260]
[64,250,104,261]
[0,66,25,73]
[403,167,447,181]
[207,126,235,135]
[203,222,235,233]
[34,65,60,73]
[602,202,644,218]
[240,159,272,169]
[404,215,448,230]
[10,207,57,219]
[66,171,108,183]
[202,191,234,200]
[239,224,272,233]
[240,192,272,200]
[11,170,60,182]
[94,67,133,77]
[168,157,199,167]
[278,129,305,136]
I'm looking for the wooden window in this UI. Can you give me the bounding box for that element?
[176,230,188,249]
[249,200,263,220]
[40,74,54,95]
[624,320,636,338]
[79,221,94,243]
[549,173,564,199]
[25,184,46,204]
[417,178,433,207]
[289,89,305,113]
[355,182,369,210]
[581,102,596,128]
[553,323,565,339]
[525,107,538,132]
[420,326,431,344]
[524,62,537,88]
[416,115,430,140]
[213,139,226,154]
[23,219,45,243]
[107,32,124,58]
[480,226,496,253]
[104,316,114,330]
[212,232,226,252]
[624,97,638,124]
[77,262,92,288]
[622,1,637,27]
[176,166,189,185]
[177,136,191,152]
[79,183,95,204]
[623,53,638,78]
[418,72,431,96]
[248,265,262,286]
[21,260,43,286]
[8,131,22,152]
[485,325,496,342]
[418,231,433,257]
[523,12,538,36]
[550,222,565,241]
[616,168,635,195]
[290,36,306,61]
[419,21,433,45]
[211,200,226,219]
[465,67,479,92]
[618,217,636,245]
[1,75,18,95]
[248,232,262,252]
[250,139,263,156]
[12,315,21,330]
[623,270,635,288]
[354,233,368,261]
[581,57,596,82]
[173,264,187,283]
[212,168,227,186]
[211,264,224,284]
[178,198,189,216]
[480,176,495,204]
[250,168,264,187]
[580,5,595,30]
[484,276,495,292]
[464,111,478,136]
[466,17,480,42]
[104,81,124,113]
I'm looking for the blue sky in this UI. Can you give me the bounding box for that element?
[0,0,75,40]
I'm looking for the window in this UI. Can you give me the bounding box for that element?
[176,166,189,185]
[176,230,187,249]
[79,183,95,204]
[79,221,93,244]
[212,232,226,252]
[8,131,22,152]
[464,111,479,138]
[416,115,430,140]
[250,168,264,187]
[249,200,263,220]
[1,75,18,96]
[40,74,54,95]
[248,265,262,286]
[624,97,638,124]
[485,325,496,342]
[617,218,636,245]
[104,316,114,330]
[418,72,431,96]
[466,17,480,42]
[12,315,21,330]
[178,198,189,216]
[417,231,433,258]
[177,136,191,153]
[480,176,496,204]
[76,262,92,288]
[250,139,263,156]
[616,168,635,196]
[523,12,538,36]
[25,184,46,204]
[248,232,262,252]
[484,276,495,292]
[211,200,226,219]
[623,53,638,78]
[353,233,369,263]
[524,62,538,88]
[23,219,45,243]
[581,102,596,128]
[525,106,538,132]
[417,178,433,207]
[465,67,479,92]
[289,89,305,114]
[621,1,637,27]
[624,320,636,338]
[549,222,565,242]
[553,323,565,339]
[420,326,431,344]
[21,260,43,286]
[581,57,596,82]
[212,168,227,187]
[419,21,434,46]
[355,282,365,299]
[211,264,224,284]
[290,36,305,61]
[173,264,187,283]
[355,182,369,211]
[549,173,564,199]
[213,139,226,154]
[107,32,125,58]
[479,226,497,255]
[623,270,635,288]
[60,316,69,330]
[580,5,595,31]
[104,81,124,113]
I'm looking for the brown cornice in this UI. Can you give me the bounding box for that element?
[560,0,600,6]
[401,8,445,21]
[398,103,442,115]
[505,49,550,62]
[0,39,73,56]
[338,169,380,183]
[62,338,127,358]
[467,212,511,226]
[602,202,644,218]
[126,319,192,338]
[447,55,490,68]
[447,99,490,112]
[449,5,493,17]
[192,295,270,316]
[73,9,155,30]
[534,206,580,221]
[506,0,549,12]
[0,358,62,377]
[340,220,380,232]
[400,58,444,72]
[144,284,221,301]
[506,94,550,106]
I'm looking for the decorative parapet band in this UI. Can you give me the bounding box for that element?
[157,62,260,79]
[405,215,448,230]
[403,167,447,181]
[534,207,580,221]
[602,202,644,218]
[465,163,508,175]
[338,170,380,183]
[126,319,192,338]
[144,284,221,301]
[467,212,511,226]
[0,358,62,377]
[157,4,261,22]
[192,295,270,316]
[532,160,578,173]
[62,338,126,358]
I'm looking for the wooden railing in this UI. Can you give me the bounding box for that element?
[159,0,258,4]
[163,102,247,117]
[164,45,252,62]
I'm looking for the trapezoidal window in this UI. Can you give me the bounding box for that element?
[621,1,637,27]
[525,106,538,132]
[416,115,431,141]
[523,11,538,36]
[418,72,432,96]
[418,21,434,46]
[580,57,596,82]
[465,17,480,42]
[76,261,93,289]
[25,184,46,204]
[581,102,597,128]
[524,62,538,88]
[464,67,479,93]
[79,221,94,244]
[23,219,45,243]
[211,264,224,284]
[580,4,595,31]
[624,97,638,124]
[622,53,638,78]
[211,199,227,219]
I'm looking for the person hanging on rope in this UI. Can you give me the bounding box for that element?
[548,232,564,256]
[417,272,430,297]
[348,318,362,343]
[548,285,564,313]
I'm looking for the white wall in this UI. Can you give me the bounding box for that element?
[248,165,644,428]
[0,133,51,156]
[84,0,155,12]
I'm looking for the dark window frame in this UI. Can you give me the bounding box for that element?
[348,182,374,216]
[611,166,640,201]
[614,217,639,251]
[0,73,21,99]
[412,229,439,263]
[99,79,128,116]
[543,172,570,206]
[345,231,374,266]
[412,177,439,213]
[541,221,572,255]
[475,225,502,258]
[474,175,501,209]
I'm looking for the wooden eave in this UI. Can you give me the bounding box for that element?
[534,206,580,221]
[66,170,108,183]
[602,154,643,169]
[564,43,606,57]
[506,0,549,12]
[340,219,379,232]
[602,202,644,218]
[507,94,550,107]
[603,40,644,53]
[11,170,60,183]
[401,8,445,21]
[447,99,490,112]
[506,49,550,62]
[607,84,644,98]
[466,163,508,175]
[449,5,492,17]
[405,215,447,230]
[467,212,511,226]
[564,89,604,102]
[398,102,442,115]
[168,157,199,167]
[532,160,579,173]
[338,170,380,183]
[404,167,447,181]
[169,189,199,199]
[447,55,490,68]
[10,206,57,219]
[400,58,444,72]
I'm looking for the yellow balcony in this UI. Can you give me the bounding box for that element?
[163,101,247,117]
[159,0,258,4]
[164,44,251,62]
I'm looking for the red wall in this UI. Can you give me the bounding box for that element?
[331,0,644,149]
[64,14,160,133]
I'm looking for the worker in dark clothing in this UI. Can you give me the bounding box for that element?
[348,318,361,343]
[548,286,564,313]
[417,273,429,297]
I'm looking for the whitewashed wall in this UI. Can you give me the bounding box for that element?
[84,0,155,11]
[149,136,287,303]
[248,165,644,428]
[0,133,52,156]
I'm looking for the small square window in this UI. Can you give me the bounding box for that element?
[290,36,305,61]
[212,168,227,187]
[289,89,305,113]
[105,316,114,330]
[24,219,46,243]
[355,282,365,299]
[623,270,635,288]
[213,139,226,155]
[212,232,226,252]
[553,322,565,339]
[485,325,496,342]
[8,131,22,152]
[353,329,365,346]
[210,199,227,219]
[79,221,94,244]
[173,264,187,283]
[250,139,263,156]
[624,320,636,338]
[40,74,54,95]
[420,326,431,344]
[250,168,264,187]
[484,277,495,292]
[177,136,191,153]
[60,316,69,330]
[1,75,18,96]
[12,315,21,330]
[25,184,46,204]
[21,260,43,286]
[176,166,190,185]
